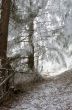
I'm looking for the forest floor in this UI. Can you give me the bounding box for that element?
[0,70,72,110]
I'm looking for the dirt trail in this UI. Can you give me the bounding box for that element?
[0,70,72,110]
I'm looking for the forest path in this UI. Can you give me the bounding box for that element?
[0,70,72,110]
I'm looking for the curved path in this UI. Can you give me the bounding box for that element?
[0,70,72,110]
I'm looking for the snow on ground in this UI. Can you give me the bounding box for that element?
[0,70,72,110]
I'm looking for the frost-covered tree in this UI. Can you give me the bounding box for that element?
[7,0,72,76]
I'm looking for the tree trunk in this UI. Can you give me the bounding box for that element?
[0,0,11,58]
[28,0,34,71]
[0,0,11,77]
[0,0,11,93]
[28,21,34,70]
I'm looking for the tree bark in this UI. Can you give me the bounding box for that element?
[28,22,34,70]
[28,1,34,71]
[0,0,11,93]
[0,0,11,80]
[0,0,11,58]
